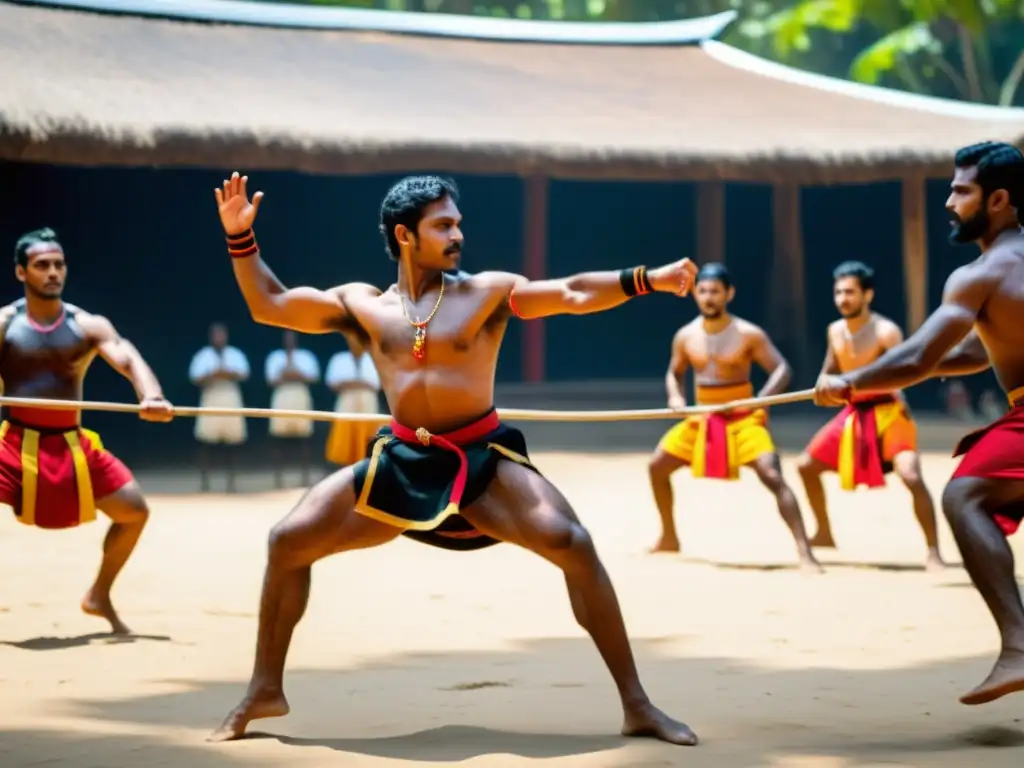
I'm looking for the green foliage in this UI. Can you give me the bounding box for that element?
[849,21,940,84]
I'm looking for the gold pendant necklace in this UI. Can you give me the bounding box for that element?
[400,277,445,363]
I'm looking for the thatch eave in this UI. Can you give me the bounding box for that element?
[0,126,973,185]
[1,2,1022,184]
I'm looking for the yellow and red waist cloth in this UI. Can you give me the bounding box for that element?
[0,406,133,529]
[657,382,775,480]
[805,393,917,491]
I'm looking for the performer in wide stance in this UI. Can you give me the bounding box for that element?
[814,141,1024,705]
[647,263,820,572]
[209,172,699,745]
[1,228,173,633]
[798,261,944,571]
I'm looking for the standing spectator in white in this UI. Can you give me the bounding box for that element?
[264,330,320,488]
[188,322,250,493]
[324,335,386,467]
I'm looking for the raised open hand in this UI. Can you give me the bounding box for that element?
[648,258,699,297]
[215,172,264,236]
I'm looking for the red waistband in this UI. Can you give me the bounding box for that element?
[4,406,80,430]
[390,409,500,447]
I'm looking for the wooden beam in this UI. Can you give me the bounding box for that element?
[522,175,548,383]
[770,182,807,380]
[696,181,725,264]
[901,175,928,333]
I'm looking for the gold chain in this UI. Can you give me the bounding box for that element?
[399,277,445,361]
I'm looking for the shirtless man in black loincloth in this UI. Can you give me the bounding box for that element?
[208,172,700,746]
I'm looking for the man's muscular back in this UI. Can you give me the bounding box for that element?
[675,316,774,386]
[828,313,903,374]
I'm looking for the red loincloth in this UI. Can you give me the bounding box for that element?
[805,395,917,490]
[0,409,134,529]
[951,402,1024,536]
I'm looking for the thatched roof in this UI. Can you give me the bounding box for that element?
[2,0,1023,183]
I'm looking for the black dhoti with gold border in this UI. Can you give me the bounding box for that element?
[351,408,539,551]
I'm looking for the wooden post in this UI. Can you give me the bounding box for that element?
[696,181,725,264]
[770,183,807,381]
[522,175,548,383]
[901,175,928,333]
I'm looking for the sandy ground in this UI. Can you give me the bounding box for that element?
[2,451,1023,768]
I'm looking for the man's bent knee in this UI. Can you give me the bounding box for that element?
[942,477,986,521]
[649,449,684,478]
[530,513,595,565]
[98,483,149,524]
[893,452,925,489]
[752,455,786,492]
[796,453,821,476]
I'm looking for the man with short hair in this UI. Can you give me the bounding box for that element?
[798,260,944,571]
[815,141,1024,704]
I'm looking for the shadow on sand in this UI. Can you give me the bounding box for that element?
[39,637,1024,767]
[0,631,172,651]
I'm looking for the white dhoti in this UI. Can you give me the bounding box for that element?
[268,382,314,438]
[325,388,386,466]
[194,380,247,445]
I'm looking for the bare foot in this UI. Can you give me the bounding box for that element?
[960,650,1024,705]
[622,702,698,746]
[924,551,947,573]
[207,688,291,742]
[799,555,825,575]
[809,532,836,549]
[81,589,131,635]
[648,536,681,554]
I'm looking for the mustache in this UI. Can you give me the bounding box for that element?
[444,243,462,255]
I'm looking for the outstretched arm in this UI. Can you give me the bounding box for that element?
[750,329,791,397]
[476,259,698,321]
[83,314,173,422]
[215,173,378,333]
[932,330,991,378]
[665,329,689,410]
[816,265,995,404]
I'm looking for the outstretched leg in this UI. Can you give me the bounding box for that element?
[892,450,945,571]
[647,448,687,553]
[797,453,835,548]
[83,482,149,634]
[209,467,401,741]
[464,461,697,746]
[943,476,1024,705]
[750,454,822,573]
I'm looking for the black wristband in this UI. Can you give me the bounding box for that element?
[227,234,256,251]
[226,228,253,243]
[619,268,639,297]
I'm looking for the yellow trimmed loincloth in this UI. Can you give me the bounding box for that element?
[657,382,775,480]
